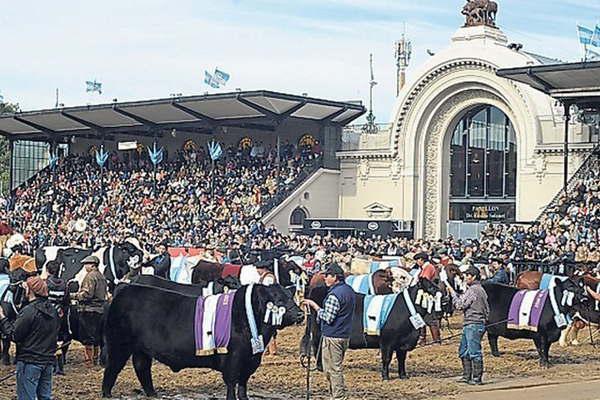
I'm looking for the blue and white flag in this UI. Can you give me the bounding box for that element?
[214,68,230,86]
[204,71,220,89]
[592,25,600,48]
[86,80,102,94]
[49,153,59,170]
[208,140,223,161]
[588,48,600,61]
[147,142,164,166]
[0,92,4,102]
[578,24,594,45]
[95,146,109,168]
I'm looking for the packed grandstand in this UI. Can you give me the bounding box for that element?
[1,140,599,274]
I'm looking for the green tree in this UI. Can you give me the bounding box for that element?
[0,101,20,194]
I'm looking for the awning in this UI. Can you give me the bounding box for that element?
[0,90,365,141]
[496,61,600,104]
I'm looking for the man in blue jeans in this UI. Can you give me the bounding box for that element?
[0,276,60,400]
[446,266,489,385]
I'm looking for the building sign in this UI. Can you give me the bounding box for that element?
[302,219,413,238]
[449,202,515,222]
[118,141,137,151]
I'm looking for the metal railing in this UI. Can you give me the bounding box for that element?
[340,123,393,152]
[259,157,323,218]
[536,144,600,221]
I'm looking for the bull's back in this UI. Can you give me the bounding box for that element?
[107,286,197,355]
[515,271,542,290]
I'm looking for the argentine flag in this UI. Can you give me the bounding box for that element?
[592,25,600,48]
[578,24,594,45]
[204,71,220,89]
[208,140,223,161]
[213,68,230,86]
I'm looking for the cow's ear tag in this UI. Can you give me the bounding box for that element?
[554,313,567,328]
[410,314,426,330]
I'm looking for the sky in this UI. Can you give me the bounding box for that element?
[0,0,599,124]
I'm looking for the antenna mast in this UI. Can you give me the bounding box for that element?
[364,53,378,134]
[395,29,412,97]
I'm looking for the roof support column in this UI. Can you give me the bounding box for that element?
[563,102,571,194]
[8,138,14,194]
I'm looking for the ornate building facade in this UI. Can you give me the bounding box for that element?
[337,23,596,239]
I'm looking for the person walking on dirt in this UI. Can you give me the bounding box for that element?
[0,276,60,400]
[73,255,107,367]
[303,263,355,400]
[445,266,489,385]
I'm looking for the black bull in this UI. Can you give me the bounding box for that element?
[102,282,304,400]
[483,279,588,367]
[301,278,442,380]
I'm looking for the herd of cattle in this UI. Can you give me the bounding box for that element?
[0,240,599,399]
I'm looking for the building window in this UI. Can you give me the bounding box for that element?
[290,207,307,226]
[450,105,517,199]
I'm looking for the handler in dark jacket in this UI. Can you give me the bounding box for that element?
[0,276,60,400]
[446,266,489,385]
[73,255,107,366]
[303,263,355,400]
[485,257,509,285]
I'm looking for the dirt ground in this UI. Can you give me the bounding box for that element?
[2,319,600,400]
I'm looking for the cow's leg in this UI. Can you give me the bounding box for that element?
[102,346,131,398]
[533,337,549,368]
[488,334,500,357]
[380,344,393,381]
[132,352,156,397]
[396,349,408,379]
[237,358,260,400]
[1,339,10,366]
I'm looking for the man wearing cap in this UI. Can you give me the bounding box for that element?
[303,263,355,400]
[485,257,509,285]
[445,266,489,385]
[256,258,278,355]
[73,255,108,367]
[0,276,60,400]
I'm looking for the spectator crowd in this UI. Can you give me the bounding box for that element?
[1,141,599,273]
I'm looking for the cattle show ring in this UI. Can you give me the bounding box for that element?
[3,1,600,399]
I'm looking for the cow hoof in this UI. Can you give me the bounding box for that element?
[382,375,390,381]
[101,392,112,399]
[399,374,409,380]
[491,351,500,357]
[145,391,157,397]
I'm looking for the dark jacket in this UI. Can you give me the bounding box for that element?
[0,298,60,364]
[321,281,355,339]
[486,267,509,285]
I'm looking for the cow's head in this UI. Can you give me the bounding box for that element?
[255,284,304,329]
[557,277,589,309]
[414,277,445,316]
[117,242,144,274]
[278,258,308,305]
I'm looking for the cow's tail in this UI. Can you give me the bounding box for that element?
[99,301,112,368]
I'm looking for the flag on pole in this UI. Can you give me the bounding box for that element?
[95,146,109,168]
[86,80,103,94]
[213,68,230,86]
[587,48,600,61]
[592,24,600,48]
[147,143,164,166]
[208,140,223,161]
[578,24,594,45]
[204,71,220,89]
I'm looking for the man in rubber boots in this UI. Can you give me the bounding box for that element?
[446,266,489,385]
[303,263,355,400]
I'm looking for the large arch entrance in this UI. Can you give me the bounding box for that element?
[448,105,517,235]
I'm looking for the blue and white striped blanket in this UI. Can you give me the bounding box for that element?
[346,274,375,295]
[363,293,399,335]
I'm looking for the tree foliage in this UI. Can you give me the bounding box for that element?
[0,102,20,194]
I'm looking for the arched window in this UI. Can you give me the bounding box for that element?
[290,207,308,226]
[450,105,517,198]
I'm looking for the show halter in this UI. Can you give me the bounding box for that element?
[547,277,568,328]
[245,284,265,354]
[108,246,120,285]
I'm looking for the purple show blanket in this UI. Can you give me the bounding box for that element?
[507,289,548,332]
[194,291,236,355]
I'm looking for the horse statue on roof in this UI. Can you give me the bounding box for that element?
[462,0,498,28]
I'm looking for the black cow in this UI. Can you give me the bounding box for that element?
[102,282,304,399]
[302,278,442,380]
[484,279,588,367]
[129,275,241,296]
